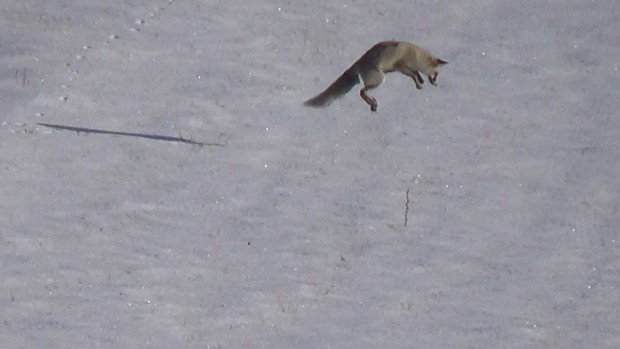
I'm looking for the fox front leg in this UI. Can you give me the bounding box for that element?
[413,71,425,89]
[396,65,424,89]
[407,70,424,89]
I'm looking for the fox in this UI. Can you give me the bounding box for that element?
[304,40,448,112]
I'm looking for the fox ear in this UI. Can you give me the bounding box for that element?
[436,58,448,65]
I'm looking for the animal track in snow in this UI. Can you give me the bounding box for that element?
[53,0,179,111]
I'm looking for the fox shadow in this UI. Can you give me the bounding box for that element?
[37,122,224,147]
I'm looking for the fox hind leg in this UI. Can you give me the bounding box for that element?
[360,86,379,112]
[359,69,384,112]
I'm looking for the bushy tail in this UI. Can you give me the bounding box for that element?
[304,65,359,108]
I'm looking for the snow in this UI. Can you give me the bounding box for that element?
[1,0,619,347]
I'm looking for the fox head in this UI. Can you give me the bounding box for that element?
[427,58,448,86]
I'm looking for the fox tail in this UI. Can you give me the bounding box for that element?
[304,65,359,108]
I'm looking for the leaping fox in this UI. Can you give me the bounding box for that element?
[304,40,448,112]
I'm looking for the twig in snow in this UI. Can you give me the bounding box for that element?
[404,188,411,227]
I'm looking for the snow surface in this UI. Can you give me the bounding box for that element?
[1,0,619,347]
